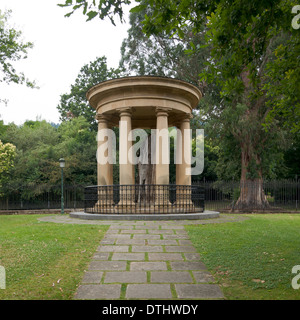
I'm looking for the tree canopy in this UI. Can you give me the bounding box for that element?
[57,56,122,131]
[0,10,36,89]
[58,0,300,133]
[0,117,97,187]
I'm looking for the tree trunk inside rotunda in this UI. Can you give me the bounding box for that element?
[137,134,156,203]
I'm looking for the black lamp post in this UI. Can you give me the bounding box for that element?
[59,158,65,214]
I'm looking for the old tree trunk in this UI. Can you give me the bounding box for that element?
[234,143,270,211]
[232,64,271,212]
[137,134,156,203]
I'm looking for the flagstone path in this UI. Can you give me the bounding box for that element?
[39,214,247,300]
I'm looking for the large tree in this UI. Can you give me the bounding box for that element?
[120,5,220,182]
[139,0,298,210]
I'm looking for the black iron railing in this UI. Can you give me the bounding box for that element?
[84,184,205,214]
[194,180,300,211]
[0,184,84,211]
[1,180,299,212]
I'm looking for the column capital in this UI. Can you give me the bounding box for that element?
[155,107,171,117]
[180,113,193,122]
[173,113,193,127]
[95,114,109,123]
[117,107,132,118]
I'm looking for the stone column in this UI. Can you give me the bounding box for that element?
[96,114,114,210]
[118,108,135,207]
[155,108,170,207]
[176,114,193,209]
[177,114,192,186]
[176,124,183,186]
[155,108,170,185]
[96,114,113,186]
[119,108,134,185]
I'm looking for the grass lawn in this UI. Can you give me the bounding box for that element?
[186,214,300,300]
[0,214,108,300]
[1,213,299,300]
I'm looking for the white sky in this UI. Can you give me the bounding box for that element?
[0,0,132,125]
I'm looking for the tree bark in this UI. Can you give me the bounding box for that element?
[233,50,272,212]
[233,145,270,211]
[137,134,156,204]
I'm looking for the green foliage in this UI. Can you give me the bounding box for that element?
[135,0,299,133]
[120,3,203,82]
[0,10,37,89]
[57,56,122,131]
[136,0,299,184]
[282,132,300,178]
[0,117,98,187]
[2,120,60,185]
[0,139,16,185]
[57,0,299,133]
[56,116,97,184]
[263,35,300,133]
[57,0,131,25]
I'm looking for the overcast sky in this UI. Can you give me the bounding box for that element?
[0,0,132,125]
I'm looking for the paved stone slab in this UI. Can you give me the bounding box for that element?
[184,253,201,260]
[120,230,146,234]
[133,234,161,240]
[151,272,193,283]
[75,284,121,299]
[109,225,133,229]
[175,284,224,299]
[68,215,226,301]
[130,262,167,271]
[126,284,172,299]
[104,271,147,283]
[148,239,178,245]
[89,261,127,271]
[148,230,175,234]
[82,271,103,284]
[148,253,184,261]
[111,253,145,261]
[104,234,131,239]
[192,271,216,283]
[97,245,129,252]
[116,239,146,245]
[160,225,184,230]
[165,246,196,252]
[132,245,163,252]
[135,225,159,229]
[92,252,110,260]
[170,261,207,270]
[105,229,121,234]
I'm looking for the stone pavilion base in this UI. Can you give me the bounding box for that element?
[69,210,219,221]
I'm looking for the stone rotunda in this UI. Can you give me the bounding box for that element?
[85,76,204,215]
